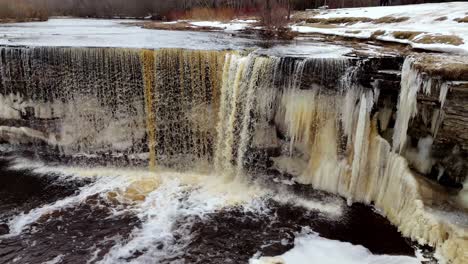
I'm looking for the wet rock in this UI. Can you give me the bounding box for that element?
[0,224,9,235]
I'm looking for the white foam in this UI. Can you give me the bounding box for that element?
[404,136,434,174]
[2,157,349,263]
[4,172,129,237]
[41,255,65,264]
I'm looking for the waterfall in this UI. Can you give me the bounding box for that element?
[0,47,466,264]
[0,47,146,159]
[141,50,157,170]
[141,49,227,171]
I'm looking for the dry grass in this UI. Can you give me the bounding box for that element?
[304,16,408,25]
[0,0,48,22]
[391,31,463,46]
[129,21,217,32]
[182,8,237,21]
[455,16,468,23]
[292,10,320,22]
[414,34,464,46]
[392,31,423,40]
[371,30,386,39]
[277,27,299,40]
[345,30,361,34]
[305,17,372,25]
[414,56,468,80]
[434,16,448,22]
[0,17,46,23]
[303,23,338,29]
[372,16,409,24]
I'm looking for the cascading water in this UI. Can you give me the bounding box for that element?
[0,46,467,264]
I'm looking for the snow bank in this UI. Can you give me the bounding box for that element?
[293,2,468,54]
[189,19,256,31]
[250,229,420,264]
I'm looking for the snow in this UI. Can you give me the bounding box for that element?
[250,229,421,264]
[190,19,256,31]
[293,2,468,54]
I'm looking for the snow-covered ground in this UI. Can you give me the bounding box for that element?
[292,2,468,54]
[189,19,256,31]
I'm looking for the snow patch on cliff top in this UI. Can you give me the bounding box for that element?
[293,2,468,54]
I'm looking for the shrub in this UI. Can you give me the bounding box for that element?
[183,8,237,21]
[259,0,289,29]
[0,0,48,21]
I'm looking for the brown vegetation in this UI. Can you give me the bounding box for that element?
[0,0,48,23]
[303,23,338,29]
[41,0,267,20]
[392,31,464,46]
[303,15,409,26]
[256,0,295,40]
[455,16,468,23]
[434,16,447,22]
[305,17,373,25]
[130,21,218,32]
[392,31,423,40]
[345,30,362,34]
[371,30,386,39]
[413,34,464,46]
[0,0,459,23]
[414,56,468,81]
[372,16,409,24]
[182,8,237,21]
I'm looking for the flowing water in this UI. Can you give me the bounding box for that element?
[0,46,466,264]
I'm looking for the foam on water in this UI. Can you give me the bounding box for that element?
[2,157,346,263]
[41,255,65,264]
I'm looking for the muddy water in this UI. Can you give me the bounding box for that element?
[0,156,417,264]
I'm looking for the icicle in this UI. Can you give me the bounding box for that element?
[348,93,370,205]
[393,57,428,153]
[439,82,449,108]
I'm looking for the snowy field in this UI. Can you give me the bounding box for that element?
[292,2,468,54]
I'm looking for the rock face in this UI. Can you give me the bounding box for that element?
[356,55,468,188]
[0,46,467,263]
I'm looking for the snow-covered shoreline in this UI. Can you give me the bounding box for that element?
[292,2,468,55]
